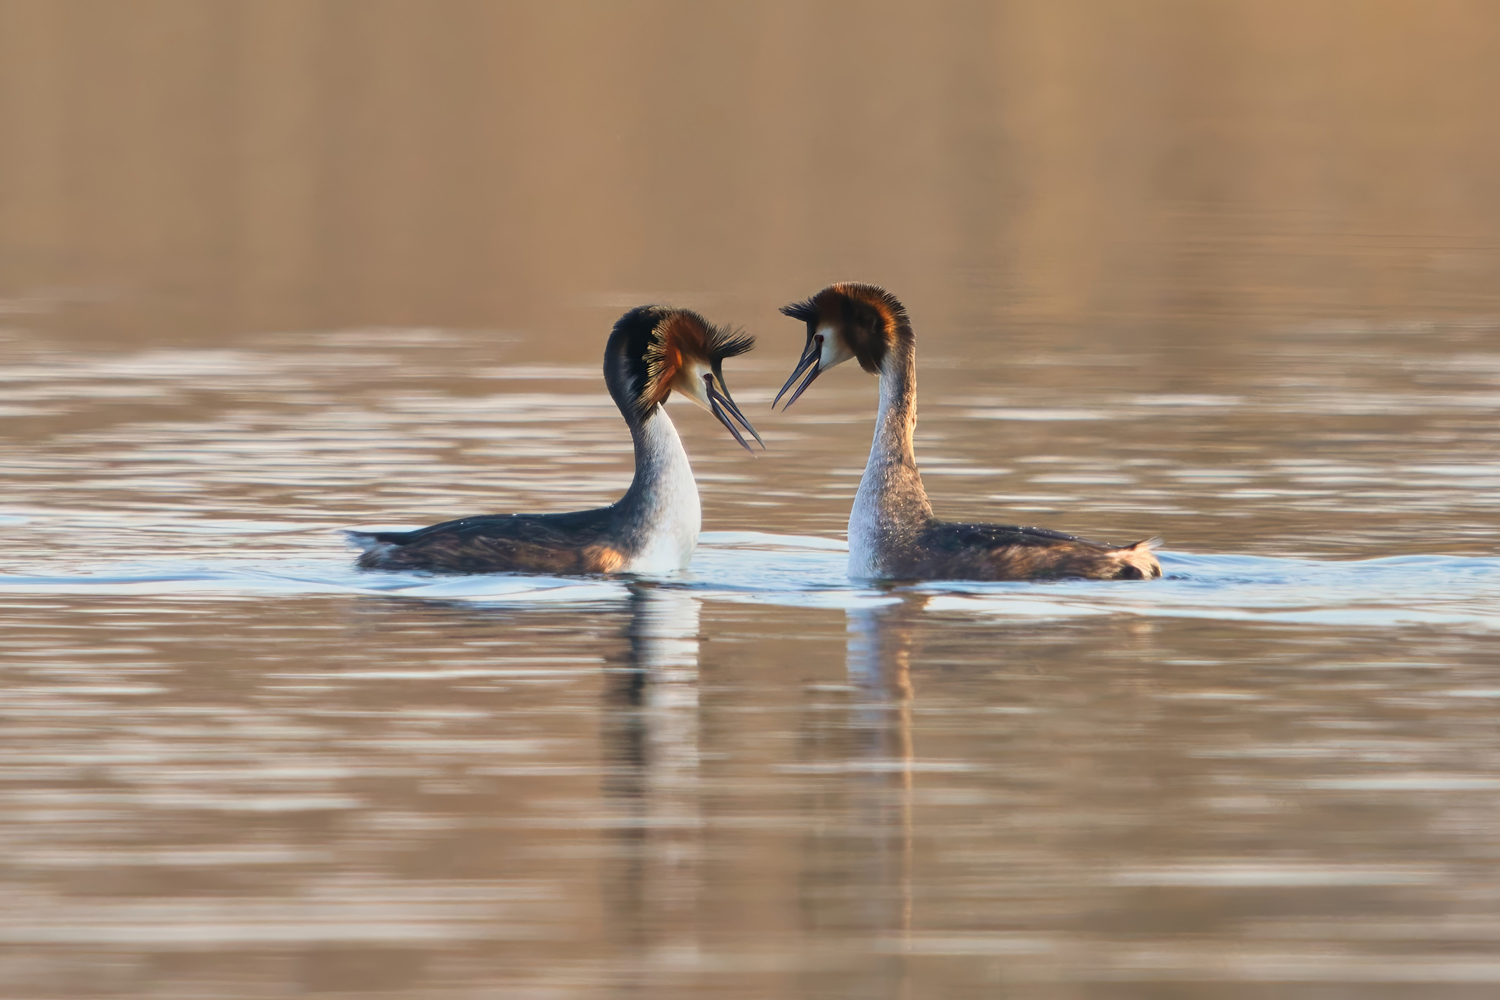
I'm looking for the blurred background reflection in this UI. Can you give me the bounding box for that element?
[4,0,1498,344]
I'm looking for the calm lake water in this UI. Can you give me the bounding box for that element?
[3,3,1500,997]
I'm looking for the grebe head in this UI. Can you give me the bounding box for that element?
[605,305,763,451]
[773,282,910,410]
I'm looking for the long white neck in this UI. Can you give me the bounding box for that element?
[847,340,931,579]
[619,406,701,574]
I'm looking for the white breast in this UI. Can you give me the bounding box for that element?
[846,479,883,580]
[622,407,702,574]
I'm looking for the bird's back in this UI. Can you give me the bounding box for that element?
[905,520,1161,581]
[348,507,625,574]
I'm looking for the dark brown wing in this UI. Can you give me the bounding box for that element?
[350,508,624,575]
[913,521,1161,581]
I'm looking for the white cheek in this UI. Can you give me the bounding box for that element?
[672,361,713,410]
[816,326,836,364]
[817,326,854,369]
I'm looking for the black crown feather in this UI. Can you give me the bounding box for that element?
[706,325,755,361]
[780,299,819,324]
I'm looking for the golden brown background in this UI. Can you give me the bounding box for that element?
[4,0,1497,347]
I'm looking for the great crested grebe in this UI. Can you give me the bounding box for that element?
[775,282,1161,582]
[350,306,760,575]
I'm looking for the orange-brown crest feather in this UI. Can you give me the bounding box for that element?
[828,282,905,339]
[641,310,754,408]
[642,312,706,407]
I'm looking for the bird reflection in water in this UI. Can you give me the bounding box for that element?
[840,593,928,997]
[596,587,929,992]
[600,584,704,970]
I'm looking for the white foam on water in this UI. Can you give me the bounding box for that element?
[0,533,1497,627]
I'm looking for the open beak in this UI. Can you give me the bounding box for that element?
[772,333,823,411]
[693,367,764,453]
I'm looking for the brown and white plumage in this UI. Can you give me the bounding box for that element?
[775,282,1161,582]
[350,305,760,575]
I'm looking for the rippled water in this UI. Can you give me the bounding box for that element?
[6,3,1500,997]
[4,323,1500,998]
